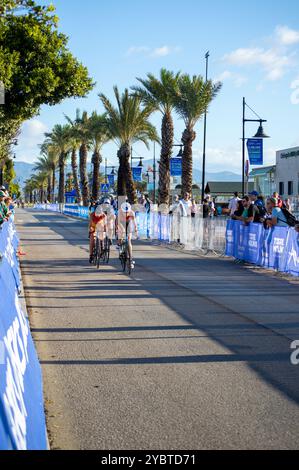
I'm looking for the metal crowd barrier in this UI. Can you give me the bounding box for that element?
[34,204,228,256]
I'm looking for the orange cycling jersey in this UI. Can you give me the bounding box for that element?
[90,213,106,232]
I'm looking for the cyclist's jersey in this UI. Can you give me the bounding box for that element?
[89,213,106,233]
[117,210,136,238]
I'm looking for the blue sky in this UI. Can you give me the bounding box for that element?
[16,0,299,176]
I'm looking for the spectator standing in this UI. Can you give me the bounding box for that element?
[0,190,11,225]
[232,199,244,217]
[191,198,198,218]
[228,192,241,216]
[206,194,215,218]
[266,197,289,228]
[273,192,283,208]
[233,196,254,225]
[202,198,211,219]
[248,190,265,223]
[179,192,192,217]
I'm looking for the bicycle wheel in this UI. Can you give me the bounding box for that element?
[119,244,125,271]
[96,239,101,269]
[125,245,132,275]
[105,237,110,264]
[93,238,99,266]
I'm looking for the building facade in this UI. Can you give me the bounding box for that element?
[276,146,299,199]
[249,165,276,197]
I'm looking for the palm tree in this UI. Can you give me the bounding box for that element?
[132,69,180,205]
[33,156,52,202]
[45,124,72,203]
[35,144,58,202]
[64,121,82,205]
[24,177,38,204]
[88,111,110,200]
[65,110,91,206]
[174,74,222,195]
[99,87,159,204]
[31,172,48,202]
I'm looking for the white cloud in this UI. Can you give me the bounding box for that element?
[125,45,181,58]
[16,119,48,163]
[125,46,150,57]
[193,145,276,173]
[223,47,294,81]
[222,25,299,82]
[214,70,248,87]
[276,25,299,46]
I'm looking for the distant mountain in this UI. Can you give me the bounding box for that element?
[14,160,241,188]
[14,162,35,186]
[141,159,241,183]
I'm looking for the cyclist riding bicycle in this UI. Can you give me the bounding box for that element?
[102,198,116,244]
[89,205,107,263]
[116,202,138,270]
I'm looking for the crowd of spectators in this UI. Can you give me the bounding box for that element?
[230,190,299,232]
[0,186,14,227]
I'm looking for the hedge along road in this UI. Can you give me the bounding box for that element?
[16,208,299,450]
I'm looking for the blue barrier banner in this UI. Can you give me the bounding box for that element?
[0,220,47,449]
[244,222,264,264]
[262,226,288,271]
[225,219,236,256]
[77,206,89,219]
[226,220,299,276]
[285,229,299,277]
[0,221,20,290]
[64,204,79,217]
[234,221,247,260]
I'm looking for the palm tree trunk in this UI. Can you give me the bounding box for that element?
[158,112,173,205]
[58,152,65,204]
[118,144,136,204]
[71,147,82,204]
[47,175,51,202]
[117,149,126,197]
[79,143,90,206]
[92,150,101,201]
[52,167,56,203]
[181,128,196,195]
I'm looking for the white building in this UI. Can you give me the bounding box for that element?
[276,146,299,199]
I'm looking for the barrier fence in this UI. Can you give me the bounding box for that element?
[225,220,299,277]
[34,203,227,254]
[34,203,299,276]
[0,219,47,449]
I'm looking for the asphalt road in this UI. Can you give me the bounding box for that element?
[16,208,299,450]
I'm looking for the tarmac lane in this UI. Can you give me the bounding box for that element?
[16,208,299,450]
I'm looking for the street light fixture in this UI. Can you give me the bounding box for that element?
[104,158,117,183]
[242,97,270,196]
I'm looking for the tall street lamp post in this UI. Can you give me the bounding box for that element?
[242,97,270,196]
[201,51,210,202]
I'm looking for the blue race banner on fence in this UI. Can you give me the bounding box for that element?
[0,220,47,449]
[286,228,299,276]
[64,204,79,217]
[226,220,299,276]
[247,138,263,165]
[225,219,235,256]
